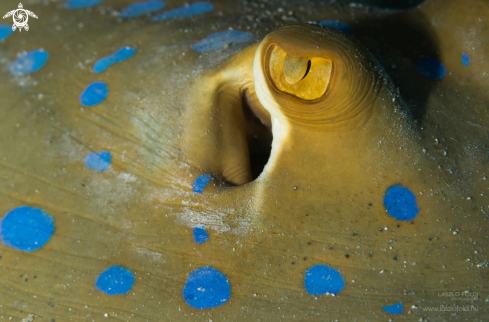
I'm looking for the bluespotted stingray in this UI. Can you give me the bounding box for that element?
[0,0,488,320]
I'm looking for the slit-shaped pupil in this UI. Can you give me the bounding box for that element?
[303,60,311,80]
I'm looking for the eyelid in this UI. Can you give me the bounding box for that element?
[267,45,333,101]
[283,55,310,84]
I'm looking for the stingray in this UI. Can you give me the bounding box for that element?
[0,0,488,320]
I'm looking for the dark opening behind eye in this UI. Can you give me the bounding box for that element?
[242,90,273,180]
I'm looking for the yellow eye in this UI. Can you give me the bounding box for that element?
[268,45,332,100]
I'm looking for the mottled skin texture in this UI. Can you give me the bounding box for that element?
[0,0,488,321]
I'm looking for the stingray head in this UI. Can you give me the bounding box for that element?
[185,24,389,186]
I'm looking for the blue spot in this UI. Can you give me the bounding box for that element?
[183,266,231,309]
[80,82,108,106]
[193,226,209,244]
[192,30,253,52]
[462,53,470,66]
[9,49,49,75]
[318,20,352,34]
[112,47,137,62]
[64,0,103,9]
[95,265,135,295]
[0,206,54,252]
[384,302,403,314]
[383,185,419,221]
[93,47,136,73]
[151,2,213,21]
[93,56,114,73]
[192,174,211,193]
[304,264,345,296]
[415,58,446,80]
[85,151,111,171]
[0,25,14,42]
[120,0,165,18]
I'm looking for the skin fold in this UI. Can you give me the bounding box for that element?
[0,0,488,321]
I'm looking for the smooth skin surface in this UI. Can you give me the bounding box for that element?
[0,0,488,321]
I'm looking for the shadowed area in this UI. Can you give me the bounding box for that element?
[353,11,440,124]
[359,0,427,9]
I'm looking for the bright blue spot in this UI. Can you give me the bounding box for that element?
[384,302,403,314]
[192,174,211,193]
[80,82,108,106]
[462,53,470,66]
[415,58,446,80]
[193,226,209,244]
[318,20,352,34]
[304,264,345,296]
[9,49,49,75]
[112,47,136,62]
[0,25,14,42]
[95,265,135,295]
[183,266,231,309]
[64,0,103,9]
[120,0,165,18]
[93,56,114,73]
[383,185,419,221]
[151,2,213,21]
[0,206,54,252]
[85,151,111,171]
[192,30,253,52]
[93,47,136,73]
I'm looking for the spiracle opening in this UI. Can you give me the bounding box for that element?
[212,83,272,186]
[200,58,273,187]
[241,89,273,180]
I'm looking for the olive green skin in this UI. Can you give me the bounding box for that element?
[0,0,488,321]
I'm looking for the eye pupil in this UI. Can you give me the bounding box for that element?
[303,60,311,80]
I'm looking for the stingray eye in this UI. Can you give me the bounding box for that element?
[254,24,383,129]
[268,46,332,100]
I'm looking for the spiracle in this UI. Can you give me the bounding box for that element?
[253,24,385,130]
